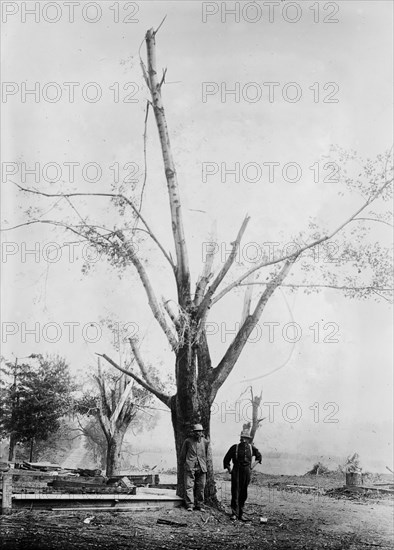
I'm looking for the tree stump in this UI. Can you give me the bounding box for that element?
[346,472,362,486]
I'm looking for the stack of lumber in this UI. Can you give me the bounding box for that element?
[48,476,136,494]
[107,473,160,486]
[17,461,62,472]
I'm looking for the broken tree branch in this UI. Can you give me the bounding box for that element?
[210,259,295,400]
[110,230,179,351]
[4,210,179,350]
[240,273,256,325]
[8,182,175,270]
[162,298,180,329]
[97,353,172,408]
[197,215,250,318]
[194,223,217,306]
[144,28,191,307]
[211,177,393,305]
[238,283,393,292]
[128,337,160,389]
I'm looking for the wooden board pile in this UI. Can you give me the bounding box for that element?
[47,476,137,495]
[15,461,62,472]
[108,473,160,486]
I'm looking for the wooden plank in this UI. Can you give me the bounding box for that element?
[12,493,182,501]
[157,519,187,527]
[149,483,177,491]
[23,462,61,469]
[52,506,165,512]
[2,474,13,515]
[43,486,136,495]
[138,487,177,497]
[13,494,182,511]
[119,476,133,488]
[49,480,108,489]
[108,474,159,485]
[286,484,320,491]
[4,470,58,477]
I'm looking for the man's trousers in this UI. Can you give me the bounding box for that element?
[231,466,251,518]
[184,468,206,508]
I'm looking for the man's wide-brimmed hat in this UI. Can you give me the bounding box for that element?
[240,430,253,439]
[192,424,204,431]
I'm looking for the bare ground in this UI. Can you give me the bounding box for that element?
[1,472,393,549]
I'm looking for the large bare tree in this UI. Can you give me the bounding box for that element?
[4,27,393,501]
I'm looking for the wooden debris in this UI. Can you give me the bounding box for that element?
[359,486,394,493]
[83,516,95,524]
[305,462,331,475]
[75,468,102,477]
[286,484,319,491]
[149,483,177,490]
[157,518,187,527]
[119,476,133,489]
[107,474,159,486]
[20,461,61,472]
[46,477,136,494]
[53,506,163,512]
[49,477,106,487]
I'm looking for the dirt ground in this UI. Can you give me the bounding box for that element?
[1,472,393,549]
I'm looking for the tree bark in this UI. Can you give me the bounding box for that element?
[105,428,127,477]
[8,360,18,463]
[171,397,218,504]
[145,28,191,308]
[242,387,264,442]
[29,438,34,462]
[170,340,218,505]
[8,434,16,462]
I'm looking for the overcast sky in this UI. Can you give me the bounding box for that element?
[1,1,393,472]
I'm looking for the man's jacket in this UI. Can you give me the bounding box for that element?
[181,437,209,473]
[223,441,262,469]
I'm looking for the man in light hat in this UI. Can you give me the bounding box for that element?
[180,423,210,511]
[223,429,262,520]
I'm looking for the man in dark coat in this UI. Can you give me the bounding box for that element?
[223,429,262,520]
[180,424,210,511]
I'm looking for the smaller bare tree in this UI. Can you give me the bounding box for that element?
[240,386,266,443]
[75,358,155,476]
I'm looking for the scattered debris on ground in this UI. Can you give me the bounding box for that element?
[305,462,333,476]
[1,472,392,549]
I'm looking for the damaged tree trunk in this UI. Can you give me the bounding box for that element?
[170,348,218,502]
[29,438,34,462]
[7,434,16,463]
[105,427,127,477]
[241,387,265,442]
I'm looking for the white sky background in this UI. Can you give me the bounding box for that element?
[1,1,393,471]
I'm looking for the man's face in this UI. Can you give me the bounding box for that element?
[240,437,250,443]
[194,430,203,440]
